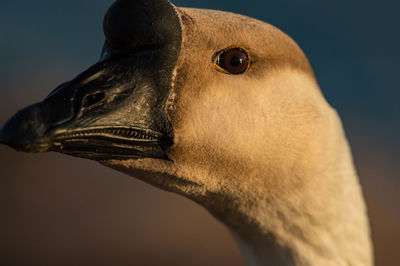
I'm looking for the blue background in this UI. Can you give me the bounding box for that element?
[0,0,398,265]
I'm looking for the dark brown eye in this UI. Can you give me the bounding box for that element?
[214,47,250,75]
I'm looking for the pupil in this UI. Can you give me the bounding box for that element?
[230,56,243,67]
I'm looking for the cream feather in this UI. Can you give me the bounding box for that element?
[104,7,373,266]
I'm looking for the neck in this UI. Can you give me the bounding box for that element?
[102,95,374,266]
[222,134,373,266]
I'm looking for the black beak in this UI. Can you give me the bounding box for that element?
[0,102,66,153]
[0,104,44,152]
[0,79,75,153]
[0,53,173,161]
[0,0,182,161]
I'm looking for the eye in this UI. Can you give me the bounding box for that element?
[213,47,250,75]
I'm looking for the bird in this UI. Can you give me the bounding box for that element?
[0,0,374,265]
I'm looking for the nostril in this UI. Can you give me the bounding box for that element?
[83,92,106,108]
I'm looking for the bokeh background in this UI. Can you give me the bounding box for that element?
[0,0,398,265]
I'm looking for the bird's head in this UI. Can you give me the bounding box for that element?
[0,0,340,231]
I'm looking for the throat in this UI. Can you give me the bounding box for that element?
[230,217,339,266]
[232,231,300,266]
[205,144,374,266]
[220,166,373,266]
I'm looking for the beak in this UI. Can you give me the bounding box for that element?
[0,103,55,153]
[0,80,75,153]
[0,0,182,161]
[0,52,173,161]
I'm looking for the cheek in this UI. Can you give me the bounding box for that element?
[168,69,330,188]
[168,78,268,187]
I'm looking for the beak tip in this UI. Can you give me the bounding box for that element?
[0,124,9,145]
[0,122,18,150]
[0,104,50,152]
[0,123,49,153]
[0,117,41,152]
[0,111,54,153]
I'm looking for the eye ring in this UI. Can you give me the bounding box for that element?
[213,46,250,75]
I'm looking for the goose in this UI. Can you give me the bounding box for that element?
[0,0,373,265]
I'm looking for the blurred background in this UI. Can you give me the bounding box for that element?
[0,0,398,265]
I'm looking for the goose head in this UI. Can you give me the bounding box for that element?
[0,0,373,265]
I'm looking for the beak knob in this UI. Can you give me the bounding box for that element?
[103,0,180,51]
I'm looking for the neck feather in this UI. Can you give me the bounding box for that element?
[222,131,374,266]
